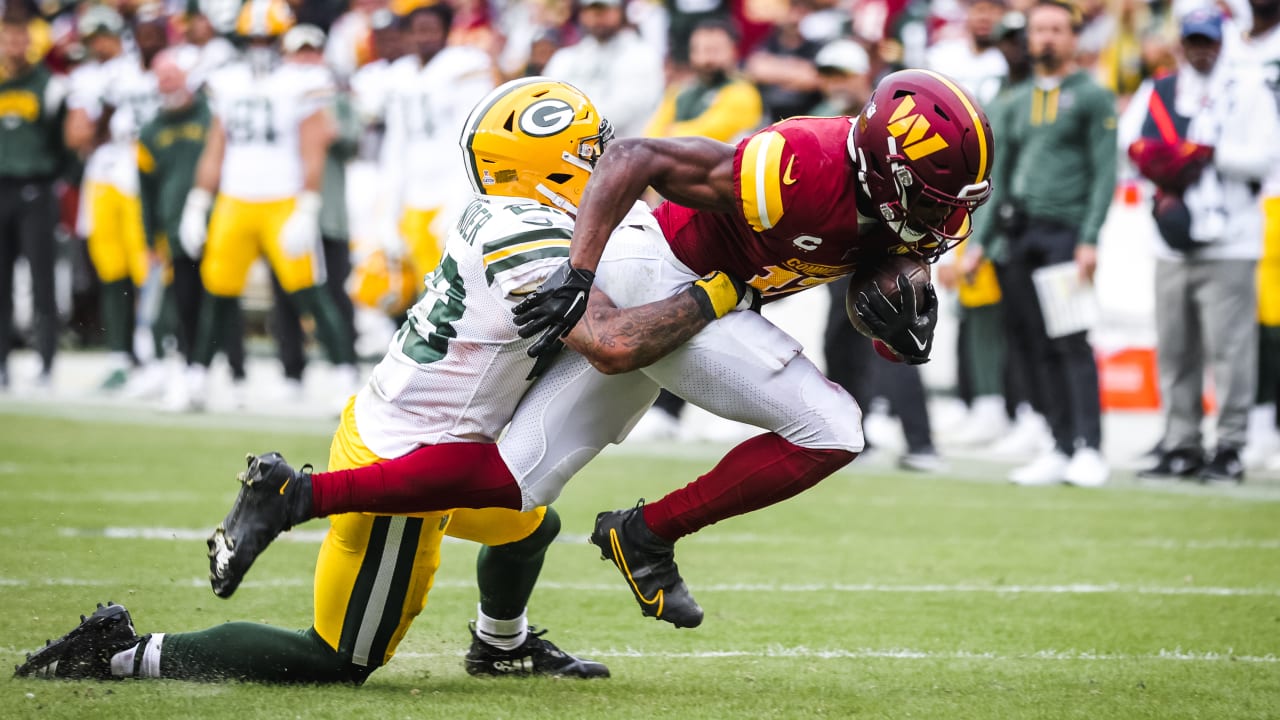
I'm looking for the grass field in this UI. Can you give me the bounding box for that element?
[2,404,1279,719]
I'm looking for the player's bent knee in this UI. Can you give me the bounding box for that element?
[487,506,560,559]
[519,446,601,510]
[779,372,865,454]
[305,628,378,685]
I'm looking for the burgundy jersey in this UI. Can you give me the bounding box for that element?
[657,116,906,300]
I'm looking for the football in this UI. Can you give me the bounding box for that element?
[844,253,931,340]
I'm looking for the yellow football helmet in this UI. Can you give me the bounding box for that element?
[235,0,296,39]
[350,250,421,315]
[461,77,613,214]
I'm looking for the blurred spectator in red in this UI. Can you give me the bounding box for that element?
[543,0,664,137]
[744,0,823,122]
[450,0,502,55]
[645,17,761,139]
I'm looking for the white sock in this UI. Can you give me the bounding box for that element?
[475,605,527,651]
[109,644,137,678]
[109,633,164,678]
[1249,404,1277,434]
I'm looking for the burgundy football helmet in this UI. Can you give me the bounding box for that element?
[850,69,994,260]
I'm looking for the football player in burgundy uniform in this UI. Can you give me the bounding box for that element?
[211,70,994,630]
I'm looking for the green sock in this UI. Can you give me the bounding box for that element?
[964,303,1006,398]
[191,295,240,367]
[289,287,356,366]
[476,506,560,620]
[1259,325,1280,406]
[100,280,134,355]
[151,623,369,683]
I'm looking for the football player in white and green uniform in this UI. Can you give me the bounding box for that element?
[14,79,751,684]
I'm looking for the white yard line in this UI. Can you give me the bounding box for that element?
[4,575,1278,597]
[388,647,1280,664]
[50,527,1280,553]
[2,644,1274,664]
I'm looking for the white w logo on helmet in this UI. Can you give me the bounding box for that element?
[519,99,576,137]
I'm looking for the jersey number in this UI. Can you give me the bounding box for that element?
[225,98,277,144]
[747,265,831,297]
[402,254,466,364]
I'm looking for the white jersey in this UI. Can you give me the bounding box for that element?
[353,195,576,457]
[207,60,334,200]
[379,48,494,216]
[170,37,237,91]
[1224,25,1280,194]
[68,54,160,192]
[924,40,1007,106]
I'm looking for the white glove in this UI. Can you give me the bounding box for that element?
[280,191,322,258]
[179,188,212,258]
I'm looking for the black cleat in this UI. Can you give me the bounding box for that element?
[1137,446,1205,479]
[1201,446,1244,483]
[13,603,139,680]
[208,452,313,598]
[589,501,703,628]
[464,623,609,678]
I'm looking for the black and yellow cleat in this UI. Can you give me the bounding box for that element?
[589,501,703,628]
[208,452,313,598]
[464,623,610,678]
[14,602,140,680]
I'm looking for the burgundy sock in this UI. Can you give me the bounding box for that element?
[310,442,523,517]
[642,433,855,541]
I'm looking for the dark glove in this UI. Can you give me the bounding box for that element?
[852,273,937,365]
[688,271,761,320]
[513,261,595,358]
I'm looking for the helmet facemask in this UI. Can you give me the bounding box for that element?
[880,154,989,260]
[536,117,612,213]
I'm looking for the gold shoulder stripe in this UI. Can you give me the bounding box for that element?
[739,130,787,232]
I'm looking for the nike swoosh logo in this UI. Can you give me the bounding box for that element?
[278,477,290,495]
[782,155,798,185]
[609,528,665,618]
[907,329,928,352]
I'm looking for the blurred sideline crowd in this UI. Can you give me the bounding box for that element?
[0,0,1278,483]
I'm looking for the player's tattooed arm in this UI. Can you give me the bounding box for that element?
[564,272,756,375]
[565,290,706,375]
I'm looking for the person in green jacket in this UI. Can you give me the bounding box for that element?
[137,48,247,400]
[963,0,1118,488]
[0,10,67,389]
